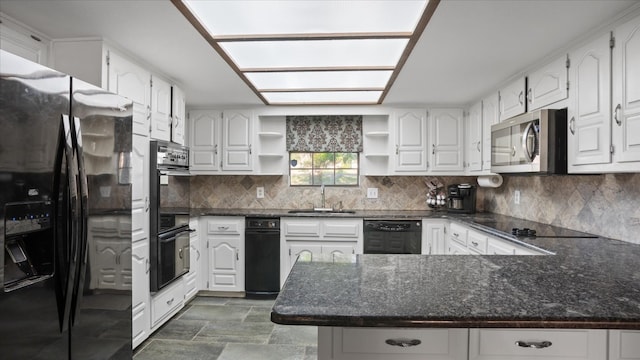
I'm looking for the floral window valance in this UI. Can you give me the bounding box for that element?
[286,115,363,152]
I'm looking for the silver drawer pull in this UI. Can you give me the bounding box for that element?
[218,226,229,230]
[471,241,479,247]
[166,298,174,306]
[385,338,421,347]
[516,340,552,349]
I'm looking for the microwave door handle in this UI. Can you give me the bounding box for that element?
[522,122,537,161]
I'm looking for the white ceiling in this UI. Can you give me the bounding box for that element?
[1,0,637,108]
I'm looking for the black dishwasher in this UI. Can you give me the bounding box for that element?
[245,218,280,299]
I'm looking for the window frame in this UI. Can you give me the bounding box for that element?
[289,151,360,187]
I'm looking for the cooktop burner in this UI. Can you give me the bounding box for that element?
[512,227,537,237]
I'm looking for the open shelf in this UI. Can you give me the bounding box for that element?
[365,131,390,137]
[258,132,283,138]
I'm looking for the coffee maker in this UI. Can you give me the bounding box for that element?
[447,184,476,214]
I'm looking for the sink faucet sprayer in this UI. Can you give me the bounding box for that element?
[320,184,325,209]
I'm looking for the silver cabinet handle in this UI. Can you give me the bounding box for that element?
[214,144,218,155]
[249,144,252,154]
[145,258,150,274]
[178,248,183,259]
[453,232,459,237]
[145,197,149,212]
[512,145,517,157]
[569,116,575,135]
[395,144,399,155]
[196,249,201,261]
[166,298,174,306]
[432,144,435,155]
[218,226,229,230]
[527,88,532,104]
[236,249,239,261]
[476,141,481,152]
[614,104,622,126]
[385,338,421,347]
[516,340,552,349]
[471,241,479,247]
[518,90,524,105]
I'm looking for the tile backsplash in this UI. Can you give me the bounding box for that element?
[190,173,639,244]
[482,173,640,244]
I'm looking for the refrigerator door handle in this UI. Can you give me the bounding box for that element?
[54,114,81,332]
[70,116,89,326]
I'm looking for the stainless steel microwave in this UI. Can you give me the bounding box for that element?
[491,109,567,174]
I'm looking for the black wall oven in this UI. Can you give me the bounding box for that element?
[150,140,191,292]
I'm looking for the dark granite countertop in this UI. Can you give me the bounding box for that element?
[270,214,640,329]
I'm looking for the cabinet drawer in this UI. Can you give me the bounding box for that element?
[467,230,488,254]
[207,218,242,235]
[283,220,321,238]
[332,327,467,360]
[610,330,640,360]
[449,223,468,245]
[469,328,607,360]
[151,280,184,327]
[323,220,361,239]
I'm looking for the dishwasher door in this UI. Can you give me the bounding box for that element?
[245,218,280,299]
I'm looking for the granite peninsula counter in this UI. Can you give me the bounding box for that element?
[270,220,640,330]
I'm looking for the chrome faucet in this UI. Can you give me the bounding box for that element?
[320,184,325,209]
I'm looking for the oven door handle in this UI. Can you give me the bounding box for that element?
[159,228,195,242]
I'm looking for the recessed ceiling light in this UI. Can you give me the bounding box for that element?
[172,0,440,105]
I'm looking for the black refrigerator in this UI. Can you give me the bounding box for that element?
[0,50,133,359]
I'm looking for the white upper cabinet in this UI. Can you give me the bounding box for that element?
[222,110,253,171]
[526,54,569,111]
[482,93,500,171]
[0,15,49,65]
[568,32,612,169]
[394,109,428,173]
[466,102,483,173]
[362,115,391,175]
[498,76,527,121]
[189,110,221,172]
[171,86,186,145]
[612,13,640,164]
[430,108,464,172]
[150,75,172,142]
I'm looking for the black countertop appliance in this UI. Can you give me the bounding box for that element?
[447,184,476,214]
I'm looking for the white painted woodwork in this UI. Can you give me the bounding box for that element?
[222,110,253,171]
[189,110,221,171]
[131,240,150,349]
[205,217,245,292]
[499,76,527,121]
[394,109,428,172]
[467,102,483,172]
[431,108,464,172]
[150,279,184,328]
[0,17,49,65]
[362,115,391,175]
[482,93,500,171]
[609,330,640,360]
[422,219,447,255]
[171,85,186,145]
[527,55,569,111]
[150,75,171,141]
[131,134,149,243]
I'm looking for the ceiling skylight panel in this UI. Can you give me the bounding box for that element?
[182,0,428,36]
[245,71,394,91]
[220,39,409,70]
[263,91,383,105]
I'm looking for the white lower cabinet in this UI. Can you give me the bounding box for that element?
[422,219,447,255]
[183,217,200,302]
[150,278,184,330]
[205,216,245,292]
[469,328,607,360]
[610,330,640,360]
[318,327,468,360]
[131,239,150,349]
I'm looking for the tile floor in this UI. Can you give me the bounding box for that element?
[133,296,318,360]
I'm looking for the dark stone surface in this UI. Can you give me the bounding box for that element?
[270,215,640,329]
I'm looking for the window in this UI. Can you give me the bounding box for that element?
[290,152,359,186]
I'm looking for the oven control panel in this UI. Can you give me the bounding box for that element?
[156,141,189,168]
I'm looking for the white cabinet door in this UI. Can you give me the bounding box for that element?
[131,134,149,243]
[184,220,200,302]
[209,237,244,291]
[423,220,447,255]
[394,109,428,172]
[150,75,171,142]
[287,243,323,275]
[0,19,49,65]
[222,110,253,171]
[189,110,221,172]
[322,244,356,258]
[527,55,569,111]
[467,102,483,172]
[612,14,640,164]
[568,32,612,168]
[171,86,186,145]
[499,76,527,121]
[610,330,640,360]
[431,108,464,172]
[107,50,151,136]
[482,93,500,171]
[131,240,150,349]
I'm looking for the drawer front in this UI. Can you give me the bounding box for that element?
[207,217,242,235]
[151,280,184,326]
[449,223,468,245]
[323,220,361,239]
[467,231,488,254]
[469,329,607,360]
[335,327,468,360]
[283,220,321,238]
[610,330,640,360]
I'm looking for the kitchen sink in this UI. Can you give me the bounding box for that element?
[287,209,356,214]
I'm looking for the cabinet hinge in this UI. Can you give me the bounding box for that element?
[610,33,615,49]
[150,78,153,88]
[565,55,570,69]
[566,80,570,91]
[105,54,110,66]
[610,145,615,155]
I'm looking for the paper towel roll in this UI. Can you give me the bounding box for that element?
[477,174,503,188]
